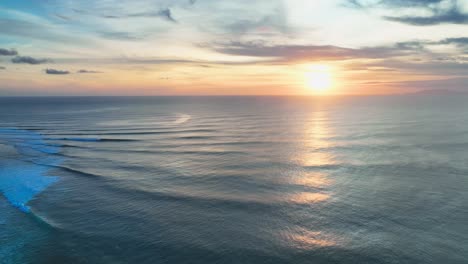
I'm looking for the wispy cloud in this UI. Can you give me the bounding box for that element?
[47,0,289,41]
[1,0,467,95]
[347,0,468,25]
[382,77,468,92]
[347,0,447,8]
[54,14,72,21]
[0,18,85,43]
[54,56,268,66]
[221,5,291,37]
[355,58,468,76]
[384,9,468,26]
[388,37,468,52]
[12,56,50,64]
[45,68,70,75]
[439,37,468,45]
[77,69,102,73]
[208,40,424,62]
[102,8,177,22]
[98,31,143,41]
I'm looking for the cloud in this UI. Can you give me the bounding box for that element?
[12,56,50,64]
[216,2,291,37]
[70,4,178,23]
[435,37,468,52]
[209,38,468,74]
[373,37,468,51]
[386,77,468,92]
[348,0,447,8]
[392,37,468,51]
[0,48,18,56]
[54,56,267,66]
[153,8,177,23]
[347,0,468,25]
[0,18,85,44]
[102,8,177,22]
[98,31,143,40]
[223,15,292,36]
[208,41,422,62]
[39,0,289,44]
[0,66,5,70]
[77,69,102,73]
[45,68,70,75]
[384,8,468,25]
[356,59,468,77]
[439,37,468,45]
[54,14,72,21]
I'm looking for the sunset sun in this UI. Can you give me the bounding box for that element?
[305,65,333,93]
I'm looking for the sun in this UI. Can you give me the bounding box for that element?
[305,64,333,93]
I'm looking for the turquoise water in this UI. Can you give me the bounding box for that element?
[0,96,467,263]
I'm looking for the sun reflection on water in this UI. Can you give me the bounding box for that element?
[282,228,338,249]
[292,171,333,188]
[293,111,338,167]
[279,108,341,250]
[287,192,330,204]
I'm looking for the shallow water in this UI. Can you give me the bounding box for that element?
[1,96,467,263]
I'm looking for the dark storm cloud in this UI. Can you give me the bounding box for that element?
[77,69,102,73]
[12,56,50,65]
[0,48,18,56]
[347,0,468,25]
[45,68,70,75]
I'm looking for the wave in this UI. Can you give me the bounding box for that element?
[103,184,278,213]
[0,128,62,213]
[174,113,191,124]
[58,148,247,157]
[54,137,100,142]
[50,165,102,179]
[41,129,217,136]
[177,136,215,140]
[46,137,139,142]
[60,107,120,114]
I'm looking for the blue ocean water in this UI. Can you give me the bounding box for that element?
[0,96,467,263]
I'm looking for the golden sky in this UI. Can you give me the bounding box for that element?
[0,0,467,95]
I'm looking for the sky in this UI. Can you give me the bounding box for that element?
[0,0,467,96]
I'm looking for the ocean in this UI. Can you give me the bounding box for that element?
[0,96,467,263]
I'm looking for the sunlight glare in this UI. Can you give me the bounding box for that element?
[305,65,333,93]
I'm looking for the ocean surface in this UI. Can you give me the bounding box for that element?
[1,96,467,264]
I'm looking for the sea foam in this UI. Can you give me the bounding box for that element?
[0,128,61,212]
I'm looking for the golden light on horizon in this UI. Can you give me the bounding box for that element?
[305,64,333,93]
